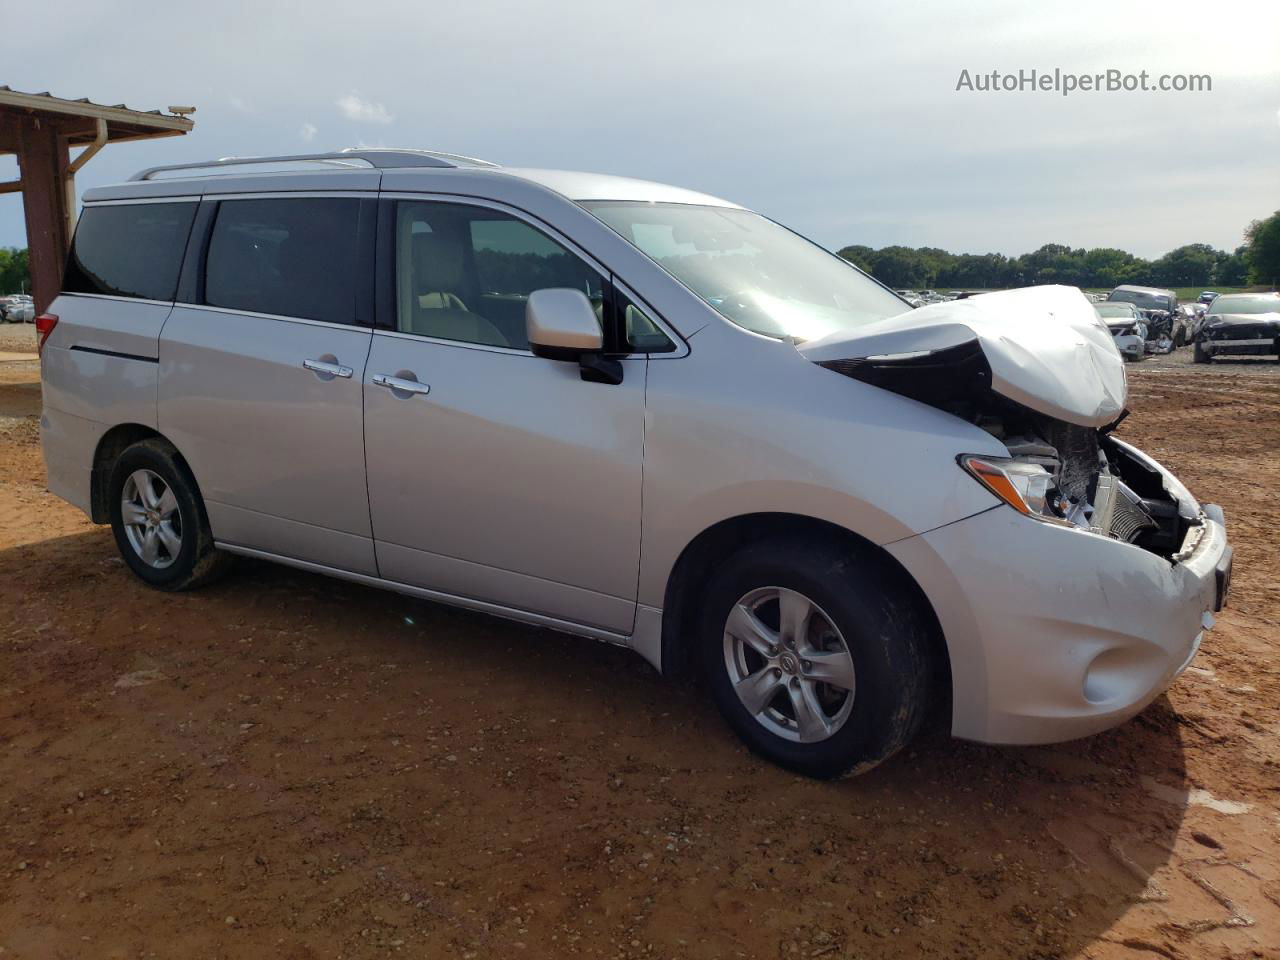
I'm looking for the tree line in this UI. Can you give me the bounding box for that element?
[839,211,1280,291]
[3,211,1279,297]
[0,247,30,295]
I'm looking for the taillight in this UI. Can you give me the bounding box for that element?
[35,313,58,355]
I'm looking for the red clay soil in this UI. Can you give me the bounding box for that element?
[1,338,1278,959]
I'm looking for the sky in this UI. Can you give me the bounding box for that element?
[2,0,1278,259]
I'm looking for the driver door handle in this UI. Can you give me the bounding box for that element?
[372,373,431,396]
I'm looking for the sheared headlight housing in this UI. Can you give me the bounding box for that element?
[959,455,1054,518]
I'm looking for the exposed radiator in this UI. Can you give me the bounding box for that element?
[1047,421,1101,504]
[1109,481,1159,543]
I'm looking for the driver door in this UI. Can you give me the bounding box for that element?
[362,198,646,634]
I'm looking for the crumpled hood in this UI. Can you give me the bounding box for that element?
[799,285,1127,428]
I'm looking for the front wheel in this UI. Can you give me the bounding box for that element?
[699,537,933,779]
[108,439,231,590]
[1193,340,1211,364]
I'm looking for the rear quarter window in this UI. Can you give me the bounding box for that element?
[63,202,197,301]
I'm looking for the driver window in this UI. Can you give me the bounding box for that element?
[395,201,605,351]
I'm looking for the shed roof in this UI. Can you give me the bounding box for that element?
[0,86,192,155]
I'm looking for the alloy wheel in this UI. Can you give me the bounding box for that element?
[722,586,856,743]
[120,469,183,569]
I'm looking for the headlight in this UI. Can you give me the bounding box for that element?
[959,455,1054,518]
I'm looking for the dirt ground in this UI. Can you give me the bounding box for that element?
[2,322,1278,960]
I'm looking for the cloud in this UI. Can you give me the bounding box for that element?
[300,122,318,142]
[335,93,393,125]
[228,95,253,114]
[3,1,1279,256]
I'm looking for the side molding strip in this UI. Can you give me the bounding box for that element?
[69,345,159,364]
[214,541,635,648]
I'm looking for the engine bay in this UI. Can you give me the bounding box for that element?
[816,343,1200,560]
[977,400,1196,558]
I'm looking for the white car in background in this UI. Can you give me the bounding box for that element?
[1,296,34,323]
[1094,302,1147,361]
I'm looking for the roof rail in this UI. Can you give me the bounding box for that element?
[128,148,497,181]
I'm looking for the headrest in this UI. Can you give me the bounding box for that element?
[412,232,466,292]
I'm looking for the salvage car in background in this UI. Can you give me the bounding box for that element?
[1,295,34,323]
[1193,292,1280,363]
[1107,285,1181,349]
[37,148,1232,779]
[1176,304,1200,342]
[1095,302,1147,361]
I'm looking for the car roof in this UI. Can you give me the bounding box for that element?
[1112,285,1175,295]
[1213,292,1279,301]
[82,148,741,209]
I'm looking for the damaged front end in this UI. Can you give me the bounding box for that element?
[819,347,1195,557]
[954,407,1197,558]
[803,286,1202,561]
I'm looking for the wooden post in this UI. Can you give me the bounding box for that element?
[16,117,71,314]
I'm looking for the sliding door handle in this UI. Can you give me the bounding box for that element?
[303,358,353,379]
[372,373,431,396]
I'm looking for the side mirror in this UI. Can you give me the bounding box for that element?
[526,288,622,385]
[527,288,602,357]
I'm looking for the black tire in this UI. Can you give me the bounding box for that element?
[107,438,231,591]
[1192,339,1210,364]
[698,536,933,779]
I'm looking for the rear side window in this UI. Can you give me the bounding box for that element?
[63,202,197,301]
[204,197,359,325]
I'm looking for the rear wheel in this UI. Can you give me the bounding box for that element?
[108,439,231,590]
[698,537,933,779]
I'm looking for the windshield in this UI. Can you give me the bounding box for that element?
[1211,295,1280,316]
[580,201,907,341]
[1108,289,1172,311]
[1096,303,1136,318]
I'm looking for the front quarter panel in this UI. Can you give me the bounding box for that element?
[637,320,1004,607]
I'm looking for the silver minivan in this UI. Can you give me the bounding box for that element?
[38,149,1232,778]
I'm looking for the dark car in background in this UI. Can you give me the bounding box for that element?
[1193,292,1280,363]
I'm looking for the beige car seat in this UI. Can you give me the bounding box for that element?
[410,233,509,347]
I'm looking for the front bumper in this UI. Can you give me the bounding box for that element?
[887,464,1230,745]
[1201,335,1278,357]
[1112,333,1144,359]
